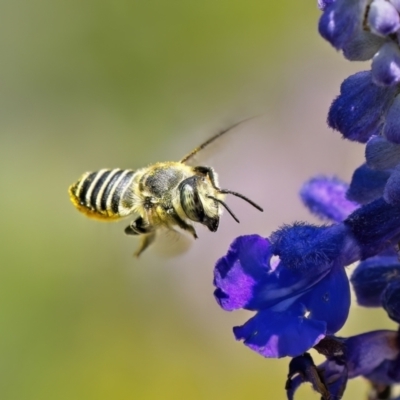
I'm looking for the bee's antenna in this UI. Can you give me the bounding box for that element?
[219,190,264,212]
[180,115,261,164]
[207,195,240,223]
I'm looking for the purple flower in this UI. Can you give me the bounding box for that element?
[372,42,400,86]
[318,0,336,11]
[391,0,400,13]
[384,94,400,144]
[344,197,400,259]
[300,176,358,222]
[384,164,400,204]
[365,136,400,170]
[286,330,400,399]
[213,225,355,358]
[382,279,400,323]
[319,0,400,62]
[318,0,400,93]
[351,254,400,307]
[267,2,400,398]
[318,0,367,50]
[343,31,386,61]
[368,0,400,37]
[359,135,400,207]
[346,331,400,379]
[351,252,400,324]
[362,131,400,206]
[214,197,400,359]
[328,71,398,143]
[347,163,391,205]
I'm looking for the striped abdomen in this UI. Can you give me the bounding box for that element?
[69,168,137,220]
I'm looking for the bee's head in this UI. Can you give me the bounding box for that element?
[179,176,220,232]
[179,175,264,232]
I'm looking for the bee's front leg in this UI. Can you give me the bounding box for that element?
[172,216,198,239]
[159,205,198,240]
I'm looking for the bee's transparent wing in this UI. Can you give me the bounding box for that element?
[128,226,193,258]
[151,227,193,258]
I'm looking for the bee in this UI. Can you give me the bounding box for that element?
[68,119,263,256]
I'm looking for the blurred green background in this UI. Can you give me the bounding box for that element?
[0,1,396,399]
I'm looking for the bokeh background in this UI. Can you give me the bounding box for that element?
[1,1,396,399]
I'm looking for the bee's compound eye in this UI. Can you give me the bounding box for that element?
[179,177,219,232]
[179,177,205,223]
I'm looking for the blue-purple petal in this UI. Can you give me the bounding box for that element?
[270,223,357,271]
[300,176,358,222]
[233,305,326,358]
[213,235,271,311]
[347,163,390,204]
[382,279,400,323]
[366,135,400,170]
[230,261,350,358]
[350,255,400,307]
[384,164,400,204]
[344,197,400,259]
[372,41,400,86]
[318,0,336,11]
[328,71,397,143]
[368,0,400,36]
[301,264,350,334]
[383,94,400,144]
[318,0,366,50]
[390,0,400,13]
[364,358,400,384]
[346,330,398,378]
[214,234,340,312]
[343,31,386,61]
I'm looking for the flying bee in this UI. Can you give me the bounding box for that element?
[68,119,263,257]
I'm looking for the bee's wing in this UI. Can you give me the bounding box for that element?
[152,227,193,258]
[179,116,259,166]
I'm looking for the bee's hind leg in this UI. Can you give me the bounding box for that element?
[134,233,156,257]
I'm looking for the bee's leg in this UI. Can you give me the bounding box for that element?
[125,217,155,257]
[173,216,198,239]
[193,166,220,189]
[124,216,153,235]
[134,233,156,257]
